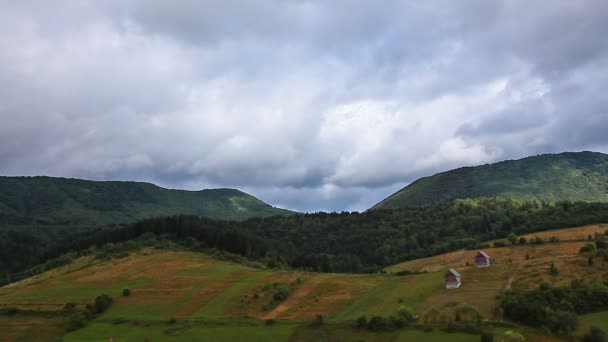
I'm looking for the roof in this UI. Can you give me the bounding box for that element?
[477,250,491,259]
[446,268,461,277]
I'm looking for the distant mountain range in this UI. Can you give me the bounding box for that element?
[0,176,293,224]
[372,151,608,210]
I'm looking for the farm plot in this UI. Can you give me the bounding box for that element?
[419,264,511,318]
[333,272,439,321]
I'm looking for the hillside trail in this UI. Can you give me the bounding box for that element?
[262,274,331,319]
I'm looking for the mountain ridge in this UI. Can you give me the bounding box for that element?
[0,175,293,224]
[372,151,608,210]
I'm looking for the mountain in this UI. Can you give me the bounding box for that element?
[372,151,608,210]
[0,176,293,224]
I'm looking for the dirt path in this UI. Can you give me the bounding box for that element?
[262,274,330,319]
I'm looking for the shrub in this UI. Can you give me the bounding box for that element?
[532,236,545,244]
[397,305,415,320]
[167,317,177,325]
[367,315,392,331]
[356,315,367,328]
[122,288,131,296]
[581,244,596,253]
[93,294,113,314]
[518,237,527,245]
[0,307,18,316]
[66,312,88,332]
[549,236,560,243]
[550,263,559,275]
[265,319,276,326]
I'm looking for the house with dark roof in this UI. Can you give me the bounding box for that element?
[444,268,461,289]
[475,251,491,268]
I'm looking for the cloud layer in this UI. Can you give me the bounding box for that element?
[1,0,607,211]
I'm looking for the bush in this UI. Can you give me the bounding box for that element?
[583,326,606,342]
[367,315,393,331]
[264,319,276,326]
[356,315,367,328]
[122,288,131,296]
[550,263,559,275]
[167,317,177,325]
[581,244,596,253]
[518,237,527,245]
[397,305,415,320]
[549,236,560,243]
[481,331,494,342]
[0,307,19,316]
[532,236,545,244]
[66,312,88,332]
[93,294,113,314]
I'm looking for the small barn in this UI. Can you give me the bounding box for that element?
[444,268,461,289]
[475,251,491,268]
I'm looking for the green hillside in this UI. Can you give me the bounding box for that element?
[3,223,608,341]
[372,151,608,210]
[0,176,293,224]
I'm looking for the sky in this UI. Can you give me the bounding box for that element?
[1,1,607,212]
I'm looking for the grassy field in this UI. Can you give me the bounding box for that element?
[64,320,298,342]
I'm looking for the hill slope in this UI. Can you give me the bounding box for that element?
[372,151,608,210]
[0,176,293,224]
[3,224,607,341]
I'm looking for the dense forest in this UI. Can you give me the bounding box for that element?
[4,198,608,284]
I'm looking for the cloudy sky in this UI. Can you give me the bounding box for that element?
[1,1,607,212]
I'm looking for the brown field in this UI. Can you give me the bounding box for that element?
[276,274,382,320]
[0,315,66,341]
[388,241,589,273]
[510,224,607,242]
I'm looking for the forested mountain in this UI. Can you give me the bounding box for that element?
[372,151,608,210]
[0,176,293,224]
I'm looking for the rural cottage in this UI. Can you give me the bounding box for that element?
[475,251,491,268]
[444,268,462,289]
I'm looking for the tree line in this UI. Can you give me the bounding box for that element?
[3,198,608,283]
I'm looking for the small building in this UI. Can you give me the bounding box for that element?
[444,268,462,289]
[475,251,491,268]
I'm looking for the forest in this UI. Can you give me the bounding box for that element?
[4,198,608,285]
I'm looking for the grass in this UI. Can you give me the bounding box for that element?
[63,321,297,342]
[333,272,439,321]
[574,310,608,337]
[192,270,273,318]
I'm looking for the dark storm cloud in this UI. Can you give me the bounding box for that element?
[0,0,607,212]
